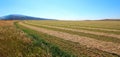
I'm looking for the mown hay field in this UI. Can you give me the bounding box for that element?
[26,20,120,30]
[23,20,120,57]
[25,20,120,43]
[0,20,120,57]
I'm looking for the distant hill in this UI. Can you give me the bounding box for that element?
[0,14,54,20]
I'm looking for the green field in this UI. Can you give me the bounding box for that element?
[0,20,120,57]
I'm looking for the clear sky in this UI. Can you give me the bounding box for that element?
[0,0,120,20]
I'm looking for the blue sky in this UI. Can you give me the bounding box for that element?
[0,0,120,20]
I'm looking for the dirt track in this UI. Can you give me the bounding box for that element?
[19,22,120,55]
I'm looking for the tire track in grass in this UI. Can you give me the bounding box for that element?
[19,22,120,56]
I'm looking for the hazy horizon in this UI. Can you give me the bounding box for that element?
[0,0,120,20]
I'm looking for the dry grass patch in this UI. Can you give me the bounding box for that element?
[0,21,50,57]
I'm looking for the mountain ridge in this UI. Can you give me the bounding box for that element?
[0,14,54,20]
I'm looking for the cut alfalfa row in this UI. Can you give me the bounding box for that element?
[51,25,120,35]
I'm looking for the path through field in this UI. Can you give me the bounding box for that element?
[19,22,120,55]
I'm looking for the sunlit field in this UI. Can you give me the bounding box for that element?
[1,0,120,57]
[21,20,120,57]
[0,20,120,57]
[25,20,120,43]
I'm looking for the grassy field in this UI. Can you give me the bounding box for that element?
[26,20,120,30]
[26,23,119,43]
[0,21,31,57]
[0,21,50,57]
[0,20,120,57]
[24,20,120,56]
[26,20,120,35]
[25,20,120,43]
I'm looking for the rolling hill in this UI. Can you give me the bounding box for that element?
[0,14,53,20]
